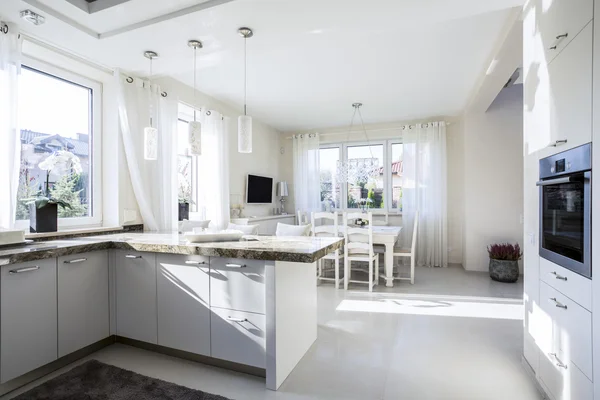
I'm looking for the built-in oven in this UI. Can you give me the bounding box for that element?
[537,143,591,279]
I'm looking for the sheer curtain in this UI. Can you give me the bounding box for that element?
[293,133,321,213]
[0,23,22,230]
[401,122,448,267]
[195,109,230,230]
[117,72,177,231]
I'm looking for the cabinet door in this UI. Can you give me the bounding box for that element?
[157,254,210,356]
[58,251,110,357]
[538,0,593,64]
[210,307,266,368]
[210,258,266,314]
[115,250,157,344]
[539,23,593,158]
[1,258,57,383]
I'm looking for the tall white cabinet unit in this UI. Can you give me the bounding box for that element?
[523,0,595,398]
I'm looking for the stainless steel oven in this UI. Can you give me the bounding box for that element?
[537,143,591,278]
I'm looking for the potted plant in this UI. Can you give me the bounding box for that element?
[178,174,194,221]
[26,151,81,233]
[487,243,522,283]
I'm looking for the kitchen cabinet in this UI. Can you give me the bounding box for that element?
[57,251,110,358]
[210,257,266,314]
[157,254,211,356]
[115,250,157,344]
[1,258,57,383]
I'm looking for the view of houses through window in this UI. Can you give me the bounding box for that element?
[319,141,403,211]
[17,66,94,221]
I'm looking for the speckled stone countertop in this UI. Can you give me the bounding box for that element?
[0,233,344,266]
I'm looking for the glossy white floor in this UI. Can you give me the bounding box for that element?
[3,265,543,400]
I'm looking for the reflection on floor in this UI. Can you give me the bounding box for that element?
[2,265,542,400]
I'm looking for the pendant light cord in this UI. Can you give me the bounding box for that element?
[244,35,247,116]
[344,104,375,159]
[193,46,197,122]
[149,56,153,128]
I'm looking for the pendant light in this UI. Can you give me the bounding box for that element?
[188,40,203,156]
[238,27,253,153]
[143,50,158,161]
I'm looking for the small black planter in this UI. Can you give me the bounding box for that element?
[178,203,190,221]
[489,259,519,283]
[29,203,58,233]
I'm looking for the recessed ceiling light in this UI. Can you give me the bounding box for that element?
[20,9,46,26]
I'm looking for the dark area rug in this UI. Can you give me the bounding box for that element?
[13,359,231,400]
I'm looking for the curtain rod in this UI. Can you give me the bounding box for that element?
[285,121,451,139]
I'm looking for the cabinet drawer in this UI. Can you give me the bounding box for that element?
[58,251,110,358]
[539,350,592,400]
[210,258,266,314]
[539,0,593,64]
[1,258,57,383]
[157,254,211,356]
[539,282,592,379]
[210,307,266,368]
[540,258,591,310]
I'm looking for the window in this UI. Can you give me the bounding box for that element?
[176,118,196,212]
[318,140,403,212]
[16,62,101,226]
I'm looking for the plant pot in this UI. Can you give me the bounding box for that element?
[178,203,190,221]
[29,203,58,233]
[489,259,519,283]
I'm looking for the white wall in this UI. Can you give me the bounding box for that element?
[462,84,524,271]
[153,77,283,218]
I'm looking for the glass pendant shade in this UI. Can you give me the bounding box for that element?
[238,115,252,153]
[188,121,202,155]
[144,126,158,160]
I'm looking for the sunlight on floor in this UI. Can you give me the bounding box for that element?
[336,295,524,320]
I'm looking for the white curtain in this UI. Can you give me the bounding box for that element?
[195,109,230,230]
[401,122,448,267]
[293,133,321,213]
[117,72,177,232]
[0,23,22,230]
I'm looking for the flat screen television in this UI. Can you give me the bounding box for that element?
[246,174,274,204]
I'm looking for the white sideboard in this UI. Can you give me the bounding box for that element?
[231,215,296,235]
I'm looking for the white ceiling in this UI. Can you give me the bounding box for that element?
[0,0,524,131]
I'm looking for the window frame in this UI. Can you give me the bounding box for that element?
[177,103,199,215]
[15,56,103,230]
[319,139,402,214]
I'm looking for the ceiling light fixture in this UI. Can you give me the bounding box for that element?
[188,39,203,156]
[336,103,379,184]
[238,27,253,154]
[20,9,45,25]
[143,50,158,161]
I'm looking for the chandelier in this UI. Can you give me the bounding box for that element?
[336,103,379,184]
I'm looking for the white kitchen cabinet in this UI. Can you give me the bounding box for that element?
[157,254,211,356]
[210,307,266,368]
[540,258,592,311]
[539,22,593,158]
[115,250,157,344]
[537,0,593,65]
[210,258,266,314]
[58,251,110,358]
[1,258,57,383]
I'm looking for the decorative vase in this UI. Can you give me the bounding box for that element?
[489,259,519,283]
[178,203,190,221]
[29,203,58,233]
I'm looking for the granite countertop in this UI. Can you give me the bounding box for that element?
[0,233,344,266]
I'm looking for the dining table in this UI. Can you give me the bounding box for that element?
[339,225,403,287]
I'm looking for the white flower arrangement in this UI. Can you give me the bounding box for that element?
[38,151,82,175]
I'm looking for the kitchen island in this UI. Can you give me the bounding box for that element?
[0,233,343,394]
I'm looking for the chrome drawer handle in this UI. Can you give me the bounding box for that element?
[549,353,568,369]
[549,33,568,50]
[225,263,246,268]
[227,317,248,323]
[64,258,87,264]
[551,271,567,281]
[550,297,567,310]
[548,139,568,147]
[9,266,40,274]
[185,260,206,265]
[125,255,142,259]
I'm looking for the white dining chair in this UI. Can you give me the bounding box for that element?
[343,212,379,292]
[311,211,343,289]
[392,210,419,284]
[297,209,309,225]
